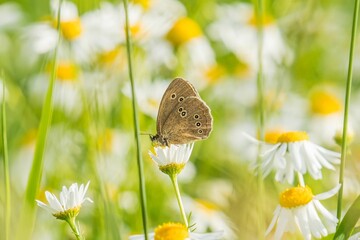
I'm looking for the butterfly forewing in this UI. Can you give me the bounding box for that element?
[161,96,213,145]
[156,78,200,134]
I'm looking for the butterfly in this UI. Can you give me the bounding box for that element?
[150,78,213,146]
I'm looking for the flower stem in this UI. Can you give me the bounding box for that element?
[254,0,265,238]
[170,174,189,228]
[16,1,62,239]
[1,73,10,240]
[66,217,83,240]
[123,0,149,238]
[337,0,360,222]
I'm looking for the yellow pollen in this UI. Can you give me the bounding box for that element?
[310,90,342,115]
[279,186,313,208]
[247,12,274,26]
[277,131,309,143]
[166,17,202,46]
[53,62,78,81]
[133,0,152,10]
[264,129,284,144]
[154,222,189,240]
[205,64,225,83]
[60,18,82,40]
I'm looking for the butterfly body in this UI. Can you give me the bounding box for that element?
[152,78,213,146]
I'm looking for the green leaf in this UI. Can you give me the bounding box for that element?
[334,194,360,240]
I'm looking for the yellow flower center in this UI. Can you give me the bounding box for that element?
[264,129,284,144]
[234,61,252,78]
[166,17,202,46]
[60,18,82,40]
[98,47,122,65]
[277,131,309,143]
[97,129,114,152]
[310,90,342,115]
[205,64,225,83]
[133,0,152,10]
[21,129,38,145]
[279,186,313,208]
[54,62,78,81]
[147,98,159,108]
[154,223,189,240]
[247,12,274,26]
[196,199,219,212]
[130,22,142,38]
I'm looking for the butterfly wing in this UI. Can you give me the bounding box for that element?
[157,78,200,134]
[161,96,213,145]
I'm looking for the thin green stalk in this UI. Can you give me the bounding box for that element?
[170,175,188,228]
[1,75,10,240]
[254,0,265,238]
[66,217,82,240]
[16,1,63,239]
[123,0,149,238]
[337,0,360,222]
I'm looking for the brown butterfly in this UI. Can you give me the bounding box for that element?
[150,78,213,146]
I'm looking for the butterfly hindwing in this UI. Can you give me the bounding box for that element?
[161,96,213,145]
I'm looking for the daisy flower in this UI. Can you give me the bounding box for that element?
[149,143,194,227]
[123,80,169,119]
[307,88,354,147]
[266,184,340,240]
[208,3,292,80]
[166,16,218,89]
[258,131,340,183]
[36,181,93,220]
[149,143,194,176]
[129,222,223,240]
[23,0,122,64]
[28,60,83,118]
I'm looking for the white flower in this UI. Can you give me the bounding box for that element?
[208,3,292,80]
[266,184,340,240]
[349,232,360,240]
[36,181,93,219]
[123,80,169,119]
[23,0,122,64]
[251,131,340,184]
[0,2,23,29]
[129,222,223,240]
[28,61,83,118]
[182,196,236,239]
[149,143,194,167]
[149,143,194,176]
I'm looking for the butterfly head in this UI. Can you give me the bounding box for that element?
[150,134,170,147]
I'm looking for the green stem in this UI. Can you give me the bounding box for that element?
[254,0,265,238]
[170,174,188,228]
[337,0,360,222]
[123,0,149,238]
[66,217,82,240]
[16,1,63,239]
[1,74,10,240]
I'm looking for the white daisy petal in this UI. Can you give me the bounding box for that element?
[36,182,92,217]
